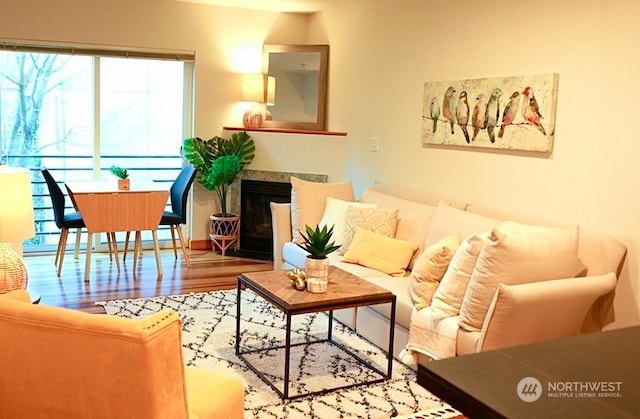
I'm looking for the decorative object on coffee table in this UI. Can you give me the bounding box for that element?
[296,224,340,293]
[182,132,255,255]
[109,165,130,190]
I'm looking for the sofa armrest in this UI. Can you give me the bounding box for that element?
[270,202,292,270]
[0,289,31,303]
[477,272,617,352]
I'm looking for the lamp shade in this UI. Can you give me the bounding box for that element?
[242,73,266,103]
[266,76,276,106]
[0,166,35,243]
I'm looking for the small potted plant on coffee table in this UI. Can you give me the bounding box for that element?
[110,165,130,190]
[296,224,341,293]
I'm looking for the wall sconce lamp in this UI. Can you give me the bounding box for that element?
[242,73,276,129]
[0,166,35,293]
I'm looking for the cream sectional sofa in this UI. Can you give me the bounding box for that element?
[270,179,627,367]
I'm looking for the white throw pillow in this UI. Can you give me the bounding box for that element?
[431,232,489,320]
[317,197,377,246]
[290,177,355,243]
[458,221,580,332]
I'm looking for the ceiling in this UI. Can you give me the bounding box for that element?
[175,0,340,13]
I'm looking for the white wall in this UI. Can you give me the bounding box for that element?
[312,0,640,329]
[2,0,638,329]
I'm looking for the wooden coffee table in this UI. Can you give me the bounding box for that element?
[235,266,397,400]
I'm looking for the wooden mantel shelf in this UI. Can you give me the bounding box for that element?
[223,126,347,136]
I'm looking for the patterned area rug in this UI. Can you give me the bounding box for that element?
[97,290,462,419]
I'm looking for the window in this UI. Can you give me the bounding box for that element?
[0,45,194,252]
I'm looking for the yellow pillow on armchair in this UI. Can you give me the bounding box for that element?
[341,228,419,276]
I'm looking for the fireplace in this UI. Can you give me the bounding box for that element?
[228,170,328,260]
[236,180,291,259]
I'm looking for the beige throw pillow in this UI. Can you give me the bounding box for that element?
[458,221,580,332]
[341,206,399,253]
[430,232,489,320]
[409,234,460,310]
[341,228,419,276]
[290,177,354,243]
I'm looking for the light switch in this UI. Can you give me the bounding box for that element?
[369,137,379,152]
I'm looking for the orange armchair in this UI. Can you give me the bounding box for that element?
[0,290,244,418]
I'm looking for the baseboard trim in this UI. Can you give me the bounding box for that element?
[190,239,212,250]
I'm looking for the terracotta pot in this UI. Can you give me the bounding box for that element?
[117,178,130,190]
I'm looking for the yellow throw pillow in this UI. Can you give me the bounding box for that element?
[410,234,461,310]
[290,177,355,243]
[341,228,419,276]
[341,206,399,253]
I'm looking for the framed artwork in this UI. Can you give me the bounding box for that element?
[421,74,559,153]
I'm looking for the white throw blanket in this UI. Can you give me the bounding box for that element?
[399,306,460,364]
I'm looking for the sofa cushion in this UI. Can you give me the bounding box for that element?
[358,188,436,269]
[458,220,581,332]
[342,206,399,253]
[424,201,501,249]
[430,232,489,320]
[318,197,377,246]
[363,275,414,330]
[409,234,460,310]
[290,177,354,243]
[341,228,419,276]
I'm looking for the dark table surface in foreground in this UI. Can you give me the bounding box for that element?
[418,326,640,419]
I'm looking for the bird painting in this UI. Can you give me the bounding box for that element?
[422,73,557,153]
[456,91,470,143]
[498,91,520,138]
[522,86,546,135]
[485,88,503,143]
[442,86,456,135]
[430,97,440,133]
[471,93,487,142]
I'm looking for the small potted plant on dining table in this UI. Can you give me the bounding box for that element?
[296,224,341,293]
[110,165,130,190]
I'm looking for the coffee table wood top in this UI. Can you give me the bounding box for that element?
[238,266,394,315]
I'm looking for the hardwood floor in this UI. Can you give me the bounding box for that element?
[23,248,274,314]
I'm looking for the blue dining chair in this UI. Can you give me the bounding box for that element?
[123,166,197,267]
[41,169,86,276]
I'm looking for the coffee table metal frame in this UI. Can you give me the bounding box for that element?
[235,269,397,400]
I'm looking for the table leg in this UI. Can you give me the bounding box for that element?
[284,313,292,399]
[110,232,120,273]
[235,280,242,355]
[132,232,139,273]
[328,310,334,341]
[152,229,162,275]
[387,296,396,379]
[83,232,93,282]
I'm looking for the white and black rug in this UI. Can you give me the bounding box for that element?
[97,290,462,419]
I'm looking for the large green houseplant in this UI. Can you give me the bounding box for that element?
[182,131,255,217]
[183,131,255,255]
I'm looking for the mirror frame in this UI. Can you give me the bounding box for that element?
[261,44,329,131]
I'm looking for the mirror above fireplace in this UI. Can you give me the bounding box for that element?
[261,44,329,131]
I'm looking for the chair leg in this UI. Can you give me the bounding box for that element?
[175,224,191,268]
[54,231,63,267]
[123,231,131,262]
[74,228,82,260]
[57,228,70,277]
[106,233,113,261]
[169,225,178,259]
